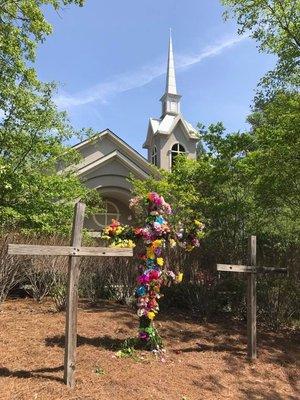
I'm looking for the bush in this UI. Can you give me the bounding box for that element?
[161,273,299,331]
[0,234,25,304]
[49,257,68,311]
[257,275,300,330]
[51,281,67,311]
[79,256,137,304]
[23,237,69,302]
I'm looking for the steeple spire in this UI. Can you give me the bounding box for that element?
[160,31,181,117]
[166,29,177,95]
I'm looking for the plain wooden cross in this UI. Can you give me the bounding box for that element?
[8,202,133,388]
[217,235,287,360]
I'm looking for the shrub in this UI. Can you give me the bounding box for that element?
[51,282,67,312]
[257,275,300,330]
[49,257,68,311]
[0,234,24,304]
[79,256,137,304]
[24,258,57,302]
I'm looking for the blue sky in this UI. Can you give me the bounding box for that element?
[37,0,275,156]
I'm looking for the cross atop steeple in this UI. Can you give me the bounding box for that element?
[160,31,181,117]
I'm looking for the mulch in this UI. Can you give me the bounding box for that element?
[0,298,299,400]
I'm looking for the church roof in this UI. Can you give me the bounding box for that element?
[74,149,150,180]
[69,128,159,178]
[143,114,199,149]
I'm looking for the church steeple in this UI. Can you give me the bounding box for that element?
[166,30,177,94]
[143,31,199,171]
[160,31,181,117]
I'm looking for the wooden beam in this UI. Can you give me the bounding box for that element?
[217,263,287,274]
[64,202,85,388]
[78,247,133,257]
[247,235,257,360]
[8,244,133,257]
[8,244,73,256]
[217,264,254,273]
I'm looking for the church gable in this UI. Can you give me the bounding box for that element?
[80,151,149,181]
[72,129,156,177]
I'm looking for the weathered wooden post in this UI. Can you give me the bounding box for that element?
[8,201,133,387]
[64,202,85,387]
[247,235,257,360]
[217,235,287,360]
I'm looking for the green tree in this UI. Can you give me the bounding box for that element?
[132,109,299,267]
[245,91,300,241]
[221,0,300,95]
[0,1,101,233]
[131,123,254,263]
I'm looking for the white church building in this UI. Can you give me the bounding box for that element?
[71,35,199,231]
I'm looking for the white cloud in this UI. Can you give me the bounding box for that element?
[55,35,247,109]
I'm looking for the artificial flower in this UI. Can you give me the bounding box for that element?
[155,216,165,224]
[156,257,164,267]
[139,331,149,341]
[147,311,156,320]
[146,247,155,259]
[152,239,163,248]
[169,238,176,248]
[148,270,160,280]
[136,286,147,296]
[137,274,150,285]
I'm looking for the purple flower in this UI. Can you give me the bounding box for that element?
[139,331,149,341]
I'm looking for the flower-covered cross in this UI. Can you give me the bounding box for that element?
[102,192,204,349]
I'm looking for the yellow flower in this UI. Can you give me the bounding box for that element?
[101,235,110,240]
[194,219,202,227]
[110,239,136,248]
[176,272,183,283]
[156,257,164,266]
[115,227,124,235]
[152,239,162,248]
[147,311,156,320]
[146,247,155,259]
[169,238,176,248]
[186,244,194,252]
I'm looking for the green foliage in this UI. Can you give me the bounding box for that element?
[245,92,300,242]
[94,366,106,376]
[116,338,143,361]
[257,275,300,330]
[132,93,299,330]
[132,96,300,267]
[161,276,299,330]
[51,280,67,311]
[221,0,300,96]
[0,0,102,234]
[130,161,202,229]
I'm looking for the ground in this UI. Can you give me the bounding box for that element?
[0,299,299,400]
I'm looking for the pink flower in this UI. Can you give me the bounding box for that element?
[129,196,141,209]
[149,270,160,280]
[137,274,150,284]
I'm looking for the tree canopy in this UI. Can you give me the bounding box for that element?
[221,0,300,96]
[0,0,101,234]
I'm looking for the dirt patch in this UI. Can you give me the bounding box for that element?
[0,298,299,400]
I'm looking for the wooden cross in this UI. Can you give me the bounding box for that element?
[7,202,133,388]
[217,235,287,360]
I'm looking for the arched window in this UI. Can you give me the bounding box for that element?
[171,143,185,169]
[151,146,158,166]
[93,200,120,228]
